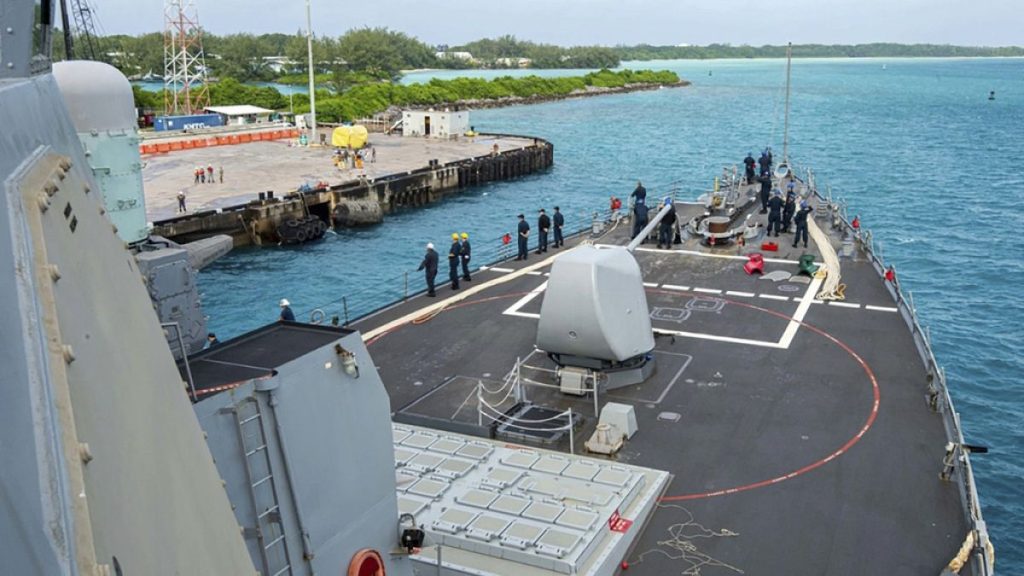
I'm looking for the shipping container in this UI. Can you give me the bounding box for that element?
[154,114,223,132]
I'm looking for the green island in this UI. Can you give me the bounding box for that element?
[106,27,1017,122]
[132,69,684,124]
[66,28,1024,86]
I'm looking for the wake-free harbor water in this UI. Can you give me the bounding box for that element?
[198,57,1024,569]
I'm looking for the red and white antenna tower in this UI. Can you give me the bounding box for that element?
[163,0,210,116]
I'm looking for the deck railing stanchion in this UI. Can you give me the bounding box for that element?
[568,408,575,455]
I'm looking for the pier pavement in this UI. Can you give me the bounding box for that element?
[142,134,534,221]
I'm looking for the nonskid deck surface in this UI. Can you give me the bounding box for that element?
[354,200,969,575]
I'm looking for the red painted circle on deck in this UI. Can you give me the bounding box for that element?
[650,289,881,502]
[367,287,881,502]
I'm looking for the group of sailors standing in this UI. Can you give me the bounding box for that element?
[513,207,565,260]
[749,149,812,248]
[416,206,566,298]
[625,181,679,249]
[417,232,473,297]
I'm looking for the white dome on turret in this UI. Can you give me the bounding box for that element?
[53,61,137,133]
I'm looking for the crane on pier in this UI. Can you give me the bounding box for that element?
[58,0,103,61]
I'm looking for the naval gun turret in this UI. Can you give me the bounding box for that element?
[52,60,231,356]
[536,245,656,394]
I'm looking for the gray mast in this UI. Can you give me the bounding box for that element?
[305,0,318,145]
[783,42,792,163]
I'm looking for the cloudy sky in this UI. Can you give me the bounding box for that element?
[91,0,1022,46]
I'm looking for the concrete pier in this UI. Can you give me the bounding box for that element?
[145,133,552,245]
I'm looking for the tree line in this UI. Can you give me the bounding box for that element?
[133,69,681,123]
[614,43,1024,60]
[59,28,1022,85]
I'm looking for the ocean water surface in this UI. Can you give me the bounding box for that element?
[198,57,1024,569]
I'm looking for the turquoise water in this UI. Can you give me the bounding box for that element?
[132,80,309,95]
[197,58,1024,569]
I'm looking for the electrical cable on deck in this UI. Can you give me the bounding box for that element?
[807,212,846,300]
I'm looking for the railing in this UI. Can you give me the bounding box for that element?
[303,205,616,325]
[798,163,995,576]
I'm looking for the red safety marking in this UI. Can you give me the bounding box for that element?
[366,286,881,502]
[650,289,881,502]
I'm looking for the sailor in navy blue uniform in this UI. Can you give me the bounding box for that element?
[552,206,565,248]
[459,233,472,281]
[767,190,783,237]
[536,209,551,254]
[657,199,677,249]
[516,214,530,260]
[758,173,772,213]
[279,299,295,322]
[743,152,756,183]
[782,191,796,233]
[793,201,813,248]
[448,233,461,290]
[632,201,649,241]
[631,181,647,206]
[418,242,439,296]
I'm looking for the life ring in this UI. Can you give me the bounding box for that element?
[348,549,385,576]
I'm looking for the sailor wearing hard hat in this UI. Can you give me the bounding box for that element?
[417,242,439,297]
[279,298,295,322]
[459,233,472,282]
[448,233,462,291]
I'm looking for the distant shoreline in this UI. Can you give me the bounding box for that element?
[404,80,691,112]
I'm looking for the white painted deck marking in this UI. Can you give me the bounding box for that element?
[828,301,861,309]
[502,281,548,319]
[643,282,660,288]
[865,305,899,312]
[653,328,782,349]
[527,271,544,276]
[487,267,514,273]
[597,244,814,265]
[505,311,541,319]
[725,291,756,298]
[662,284,691,291]
[758,294,790,301]
[692,287,723,294]
[776,275,824,349]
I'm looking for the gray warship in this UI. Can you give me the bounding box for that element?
[1,3,994,576]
